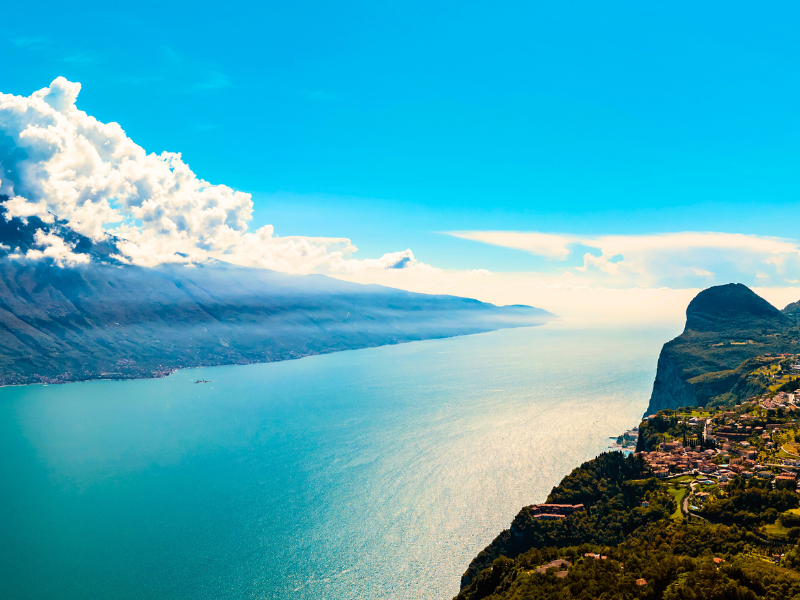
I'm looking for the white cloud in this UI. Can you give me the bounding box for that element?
[25,231,90,267]
[446,230,800,289]
[325,248,440,275]
[449,230,574,259]
[0,77,430,276]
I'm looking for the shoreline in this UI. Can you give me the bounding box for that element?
[0,323,551,390]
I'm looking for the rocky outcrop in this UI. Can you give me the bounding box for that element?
[642,283,800,417]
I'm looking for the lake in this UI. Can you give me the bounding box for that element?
[0,323,674,599]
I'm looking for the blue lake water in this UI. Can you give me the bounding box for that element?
[0,323,674,599]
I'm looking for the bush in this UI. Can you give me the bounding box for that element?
[780,512,800,528]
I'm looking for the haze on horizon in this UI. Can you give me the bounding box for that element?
[3,2,800,325]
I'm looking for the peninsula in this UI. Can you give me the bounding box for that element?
[456,285,800,599]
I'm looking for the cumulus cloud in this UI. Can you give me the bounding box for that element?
[446,230,800,289]
[25,231,91,266]
[0,77,431,276]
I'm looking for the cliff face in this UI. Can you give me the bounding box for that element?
[645,349,695,415]
[643,283,798,416]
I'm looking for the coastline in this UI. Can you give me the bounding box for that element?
[0,323,551,389]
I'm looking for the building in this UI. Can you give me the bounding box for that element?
[530,503,585,516]
[534,559,571,574]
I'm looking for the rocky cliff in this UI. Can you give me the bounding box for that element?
[646,349,696,415]
[643,283,799,416]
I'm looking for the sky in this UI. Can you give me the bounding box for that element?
[2,2,800,324]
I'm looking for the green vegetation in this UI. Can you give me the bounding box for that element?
[456,396,800,600]
[765,520,790,538]
[458,453,670,588]
[456,285,800,599]
[636,410,707,452]
[456,453,800,600]
[669,475,696,484]
[666,485,686,522]
[778,447,800,459]
[458,546,800,600]
[702,477,798,526]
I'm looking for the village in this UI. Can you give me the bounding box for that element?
[523,387,800,581]
[633,385,800,545]
[638,392,800,484]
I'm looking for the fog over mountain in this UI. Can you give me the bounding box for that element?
[0,203,552,385]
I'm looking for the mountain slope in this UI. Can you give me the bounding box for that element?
[0,209,553,385]
[644,283,799,415]
[784,299,800,325]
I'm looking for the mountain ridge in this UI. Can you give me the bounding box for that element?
[0,202,554,386]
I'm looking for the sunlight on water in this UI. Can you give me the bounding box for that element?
[0,323,675,599]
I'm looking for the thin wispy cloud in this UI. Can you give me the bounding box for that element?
[446,230,800,289]
[448,231,574,260]
[10,35,49,49]
[60,51,101,65]
[185,71,232,92]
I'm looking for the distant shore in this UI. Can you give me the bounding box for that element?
[0,325,548,389]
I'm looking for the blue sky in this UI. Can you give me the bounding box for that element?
[3,2,800,321]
